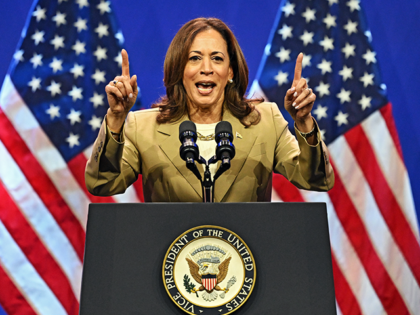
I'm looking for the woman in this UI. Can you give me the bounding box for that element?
[85,18,334,202]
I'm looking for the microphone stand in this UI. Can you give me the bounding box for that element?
[181,120,234,202]
[191,155,230,203]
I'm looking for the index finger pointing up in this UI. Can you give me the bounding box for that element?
[121,49,130,77]
[293,52,303,85]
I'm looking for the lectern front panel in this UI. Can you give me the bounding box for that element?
[79,203,336,315]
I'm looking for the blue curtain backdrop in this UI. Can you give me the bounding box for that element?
[1,0,419,226]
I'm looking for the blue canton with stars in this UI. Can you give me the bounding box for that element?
[9,0,140,162]
[255,0,388,145]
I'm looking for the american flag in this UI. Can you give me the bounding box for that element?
[250,0,420,314]
[0,0,142,314]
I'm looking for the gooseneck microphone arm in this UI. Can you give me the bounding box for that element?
[201,158,215,203]
[179,121,213,202]
[211,121,236,200]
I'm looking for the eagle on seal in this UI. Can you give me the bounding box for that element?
[186,256,232,294]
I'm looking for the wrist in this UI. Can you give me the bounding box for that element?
[106,109,126,133]
[297,125,315,139]
[110,130,122,142]
[295,116,314,133]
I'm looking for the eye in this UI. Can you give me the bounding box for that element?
[212,56,224,62]
[189,55,200,61]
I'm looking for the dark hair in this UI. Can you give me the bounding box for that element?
[152,17,262,126]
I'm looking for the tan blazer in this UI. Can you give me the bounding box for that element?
[85,102,334,202]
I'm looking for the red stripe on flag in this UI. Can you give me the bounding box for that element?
[0,264,37,315]
[132,175,145,202]
[379,103,404,161]
[345,125,420,285]
[0,109,85,260]
[67,153,115,203]
[272,173,305,201]
[328,163,410,314]
[331,252,362,315]
[0,182,79,315]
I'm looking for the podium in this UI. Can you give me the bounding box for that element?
[79,203,336,315]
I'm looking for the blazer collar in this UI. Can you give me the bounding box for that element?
[156,108,257,202]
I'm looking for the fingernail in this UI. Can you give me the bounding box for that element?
[292,102,296,107]
[293,92,297,97]
[295,105,300,109]
[290,87,296,92]
[129,93,133,98]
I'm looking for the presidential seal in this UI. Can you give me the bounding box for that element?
[162,226,256,315]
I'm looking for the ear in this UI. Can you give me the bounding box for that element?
[228,66,233,81]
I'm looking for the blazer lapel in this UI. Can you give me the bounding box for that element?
[214,109,257,202]
[157,115,204,199]
[156,109,257,202]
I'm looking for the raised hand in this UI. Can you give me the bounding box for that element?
[105,49,138,132]
[284,53,316,131]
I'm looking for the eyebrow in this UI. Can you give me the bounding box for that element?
[189,50,225,57]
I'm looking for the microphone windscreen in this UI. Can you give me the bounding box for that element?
[179,121,197,141]
[215,121,233,142]
[215,121,232,135]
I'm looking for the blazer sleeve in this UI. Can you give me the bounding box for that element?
[271,103,334,191]
[85,113,141,196]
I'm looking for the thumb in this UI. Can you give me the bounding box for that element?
[285,87,296,102]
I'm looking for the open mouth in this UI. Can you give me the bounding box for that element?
[196,82,216,94]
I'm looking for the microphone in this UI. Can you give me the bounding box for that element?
[215,121,235,174]
[179,121,199,162]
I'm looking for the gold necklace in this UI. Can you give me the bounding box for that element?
[196,132,215,141]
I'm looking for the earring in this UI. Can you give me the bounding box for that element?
[229,79,233,84]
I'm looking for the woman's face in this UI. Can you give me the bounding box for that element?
[183,29,233,112]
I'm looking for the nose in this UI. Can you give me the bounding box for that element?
[201,69,213,75]
[200,57,213,75]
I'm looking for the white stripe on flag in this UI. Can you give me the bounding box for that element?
[113,185,141,203]
[83,144,94,160]
[0,75,89,227]
[271,185,283,202]
[329,136,420,313]
[362,110,419,240]
[301,190,385,314]
[0,140,83,299]
[248,80,268,100]
[336,301,343,315]
[0,220,67,315]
